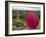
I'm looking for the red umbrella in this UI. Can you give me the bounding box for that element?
[25,12,39,29]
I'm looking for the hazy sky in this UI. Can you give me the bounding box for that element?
[12,6,40,11]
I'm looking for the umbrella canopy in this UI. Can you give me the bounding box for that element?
[25,12,39,29]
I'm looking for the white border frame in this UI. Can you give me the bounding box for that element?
[8,2,44,34]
